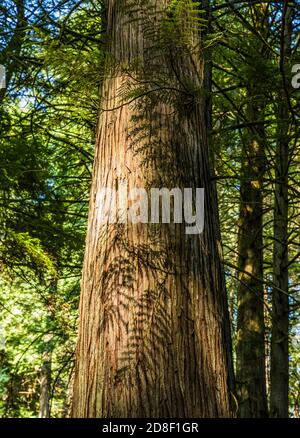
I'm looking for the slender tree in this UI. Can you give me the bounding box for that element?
[270,2,292,418]
[235,3,269,418]
[39,334,52,418]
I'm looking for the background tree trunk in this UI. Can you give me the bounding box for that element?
[270,3,292,419]
[236,3,268,418]
[236,126,267,418]
[71,0,234,418]
[39,342,52,418]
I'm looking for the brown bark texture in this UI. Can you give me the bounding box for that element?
[270,3,292,419]
[236,3,268,418]
[71,0,234,418]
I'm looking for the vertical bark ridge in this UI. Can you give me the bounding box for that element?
[72,0,234,418]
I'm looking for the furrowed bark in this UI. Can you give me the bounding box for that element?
[270,3,292,419]
[236,3,268,418]
[71,0,234,417]
[39,339,52,418]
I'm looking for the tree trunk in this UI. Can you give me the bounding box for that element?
[39,334,52,418]
[0,0,26,103]
[270,3,292,419]
[236,122,267,418]
[236,4,268,418]
[71,0,234,418]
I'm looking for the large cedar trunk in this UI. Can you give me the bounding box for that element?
[71,0,234,417]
